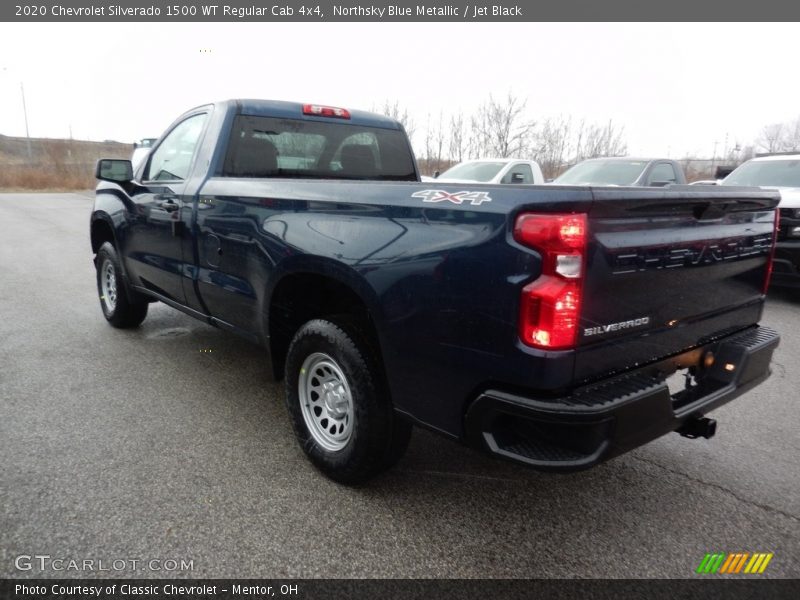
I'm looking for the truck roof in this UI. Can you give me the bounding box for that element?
[457,158,539,164]
[579,156,676,163]
[748,153,800,162]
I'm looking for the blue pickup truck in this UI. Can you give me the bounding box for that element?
[92,99,780,483]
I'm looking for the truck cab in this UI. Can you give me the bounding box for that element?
[435,158,545,185]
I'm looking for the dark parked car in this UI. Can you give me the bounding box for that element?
[553,157,687,187]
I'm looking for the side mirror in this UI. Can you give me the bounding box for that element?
[511,173,525,183]
[96,159,133,183]
[649,180,672,187]
[433,170,440,178]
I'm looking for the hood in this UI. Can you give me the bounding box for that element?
[433,177,484,184]
[766,187,800,209]
[576,182,621,186]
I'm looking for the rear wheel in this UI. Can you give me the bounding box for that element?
[95,242,148,328]
[285,318,411,484]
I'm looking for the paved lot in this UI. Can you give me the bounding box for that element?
[1,193,799,579]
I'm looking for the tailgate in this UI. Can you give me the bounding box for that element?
[575,186,779,384]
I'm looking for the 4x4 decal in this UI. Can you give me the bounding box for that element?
[411,189,492,206]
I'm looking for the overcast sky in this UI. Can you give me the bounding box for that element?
[0,22,798,158]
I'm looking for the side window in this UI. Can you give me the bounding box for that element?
[502,163,533,184]
[649,163,677,185]
[145,113,207,182]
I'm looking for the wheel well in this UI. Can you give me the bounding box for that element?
[268,273,379,380]
[91,219,115,254]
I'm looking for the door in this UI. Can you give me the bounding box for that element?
[123,113,207,304]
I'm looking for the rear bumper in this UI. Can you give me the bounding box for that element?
[464,326,780,472]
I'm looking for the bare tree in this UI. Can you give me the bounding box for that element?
[379,93,629,177]
[469,112,487,158]
[420,112,448,175]
[529,116,628,178]
[783,117,800,152]
[423,113,434,170]
[602,120,628,156]
[756,123,785,154]
[472,92,535,158]
[749,116,800,154]
[433,111,446,173]
[534,115,573,179]
[448,112,467,164]
[380,100,416,145]
[465,120,483,159]
[722,140,745,165]
[576,119,627,159]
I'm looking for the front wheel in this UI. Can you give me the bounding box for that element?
[284,318,411,484]
[95,242,148,328]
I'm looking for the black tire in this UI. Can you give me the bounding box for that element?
[284,318,412,484]
[95,242,148,328]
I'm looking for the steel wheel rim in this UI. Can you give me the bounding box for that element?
[298,352,354,452]
[101,259,117,311]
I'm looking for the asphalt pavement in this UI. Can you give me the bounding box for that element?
[1,193,798,579]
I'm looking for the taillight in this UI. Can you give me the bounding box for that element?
[763,209,779,294]
[302,104,351,119]
[514,213,588,350]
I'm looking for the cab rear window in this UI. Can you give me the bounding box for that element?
[221,115,416,181]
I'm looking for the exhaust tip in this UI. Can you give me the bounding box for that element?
[677,417,717,440]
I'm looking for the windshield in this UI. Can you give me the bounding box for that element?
[722,159,800,188]
[439,161,505,182]
[554,160,647,185]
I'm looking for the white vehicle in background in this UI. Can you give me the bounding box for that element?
[720,153,800,287]
[433,158,545,185]
[131,138,157,170]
